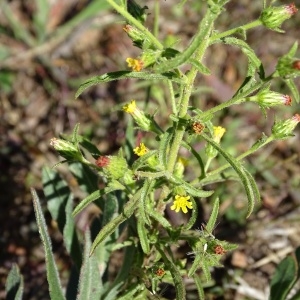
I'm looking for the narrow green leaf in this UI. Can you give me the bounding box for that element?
[73,189,105,217]
[201,133,258,217]
[188,252,202,278]
[31,188,66,300]
[206,198,219,234]
[132,150,158,171]
[76,71,185,98]
[171,175,214,198]
[90,188,143,254]
[200,259,212,282]
[184,196,198,230]
[158,129,173,169]
[193,275,205,300]
[148,210,171,229]
[188,58,211,75]
[285,78,299,103]
[222,37,262,76]
[71,123,80,144]
[157,246,186,300]
[154,8,217,73]
[42,167,82,267]
[137,218,150,254]
[6,264,23,300]
[76,230,102,300]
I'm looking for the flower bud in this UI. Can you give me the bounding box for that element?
[248,87,292,109]
[123,100,162,134]
[96,155,129,180]
[50,138,84,162]
[174,157,188,178]
[205,126,226,158]
[259,3,298,32]
[123,25,152,49]
[271,114,300,139]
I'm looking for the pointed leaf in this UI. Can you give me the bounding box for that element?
[76,71,185,97]
[206,198,219,234]
[76,230,102,300]
[31,188,66,300]
[6,264,23,300]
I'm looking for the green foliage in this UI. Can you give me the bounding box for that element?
[6,264,23,300]
[5,0,299,299]
[269,246,300,300]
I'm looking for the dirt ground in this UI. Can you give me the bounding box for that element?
[1,1,300,299]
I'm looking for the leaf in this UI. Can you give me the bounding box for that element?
[158,128,173,169]
[6,264,23,300]
[193,274,205,300]
[76,230,102,300]
[171,175,214,198]
[222,37,262,76]
[69,162,98,194]
[137,218,150,254]
[90,188,143,254]
[72,189,105,217]
[31,188,66,300]
[269,249,300,300]
[285,78,299,103]
[42,167,82,268]
[76,71,185,97]
[206,198,219,234]
[201,133,259,217]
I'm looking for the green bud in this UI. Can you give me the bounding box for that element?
[123,100,162,134]
[50,138,84,161]
[248,86,292,109]
[276,42,300,78]
[259,4,298,32]
[123,25,149,49]
[96,155,128,180]
[271,114,300,139]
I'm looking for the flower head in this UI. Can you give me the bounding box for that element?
[134,142,149,156]
[126,57,143,72]
[213,126,226,143]
[260,3,298,32]
[95,156,110,167]
[271,114,300,139]
[248,87,292,109]
[192,122,205,135]
[170,195,193,214]
[123,100,137,114]
[50,138,83,161]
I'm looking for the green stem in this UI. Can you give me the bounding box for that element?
[168,80,177,115]
[166,10,217,173]
[210,19,263,42]
[106,0,163,50]
[153,0,160,38]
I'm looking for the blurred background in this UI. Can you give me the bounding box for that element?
[0,0,300,299]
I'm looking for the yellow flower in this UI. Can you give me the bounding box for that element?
[133,143,149,156]
[213,126,226,143]
[170,195,193,214]
[126,57,143,71]
[123,100,137,113]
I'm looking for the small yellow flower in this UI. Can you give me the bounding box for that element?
[213,126,226,143]
[133,143,149,156]
[123,100,137,113]
[170,195,193,214]
[126,57,143,71]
